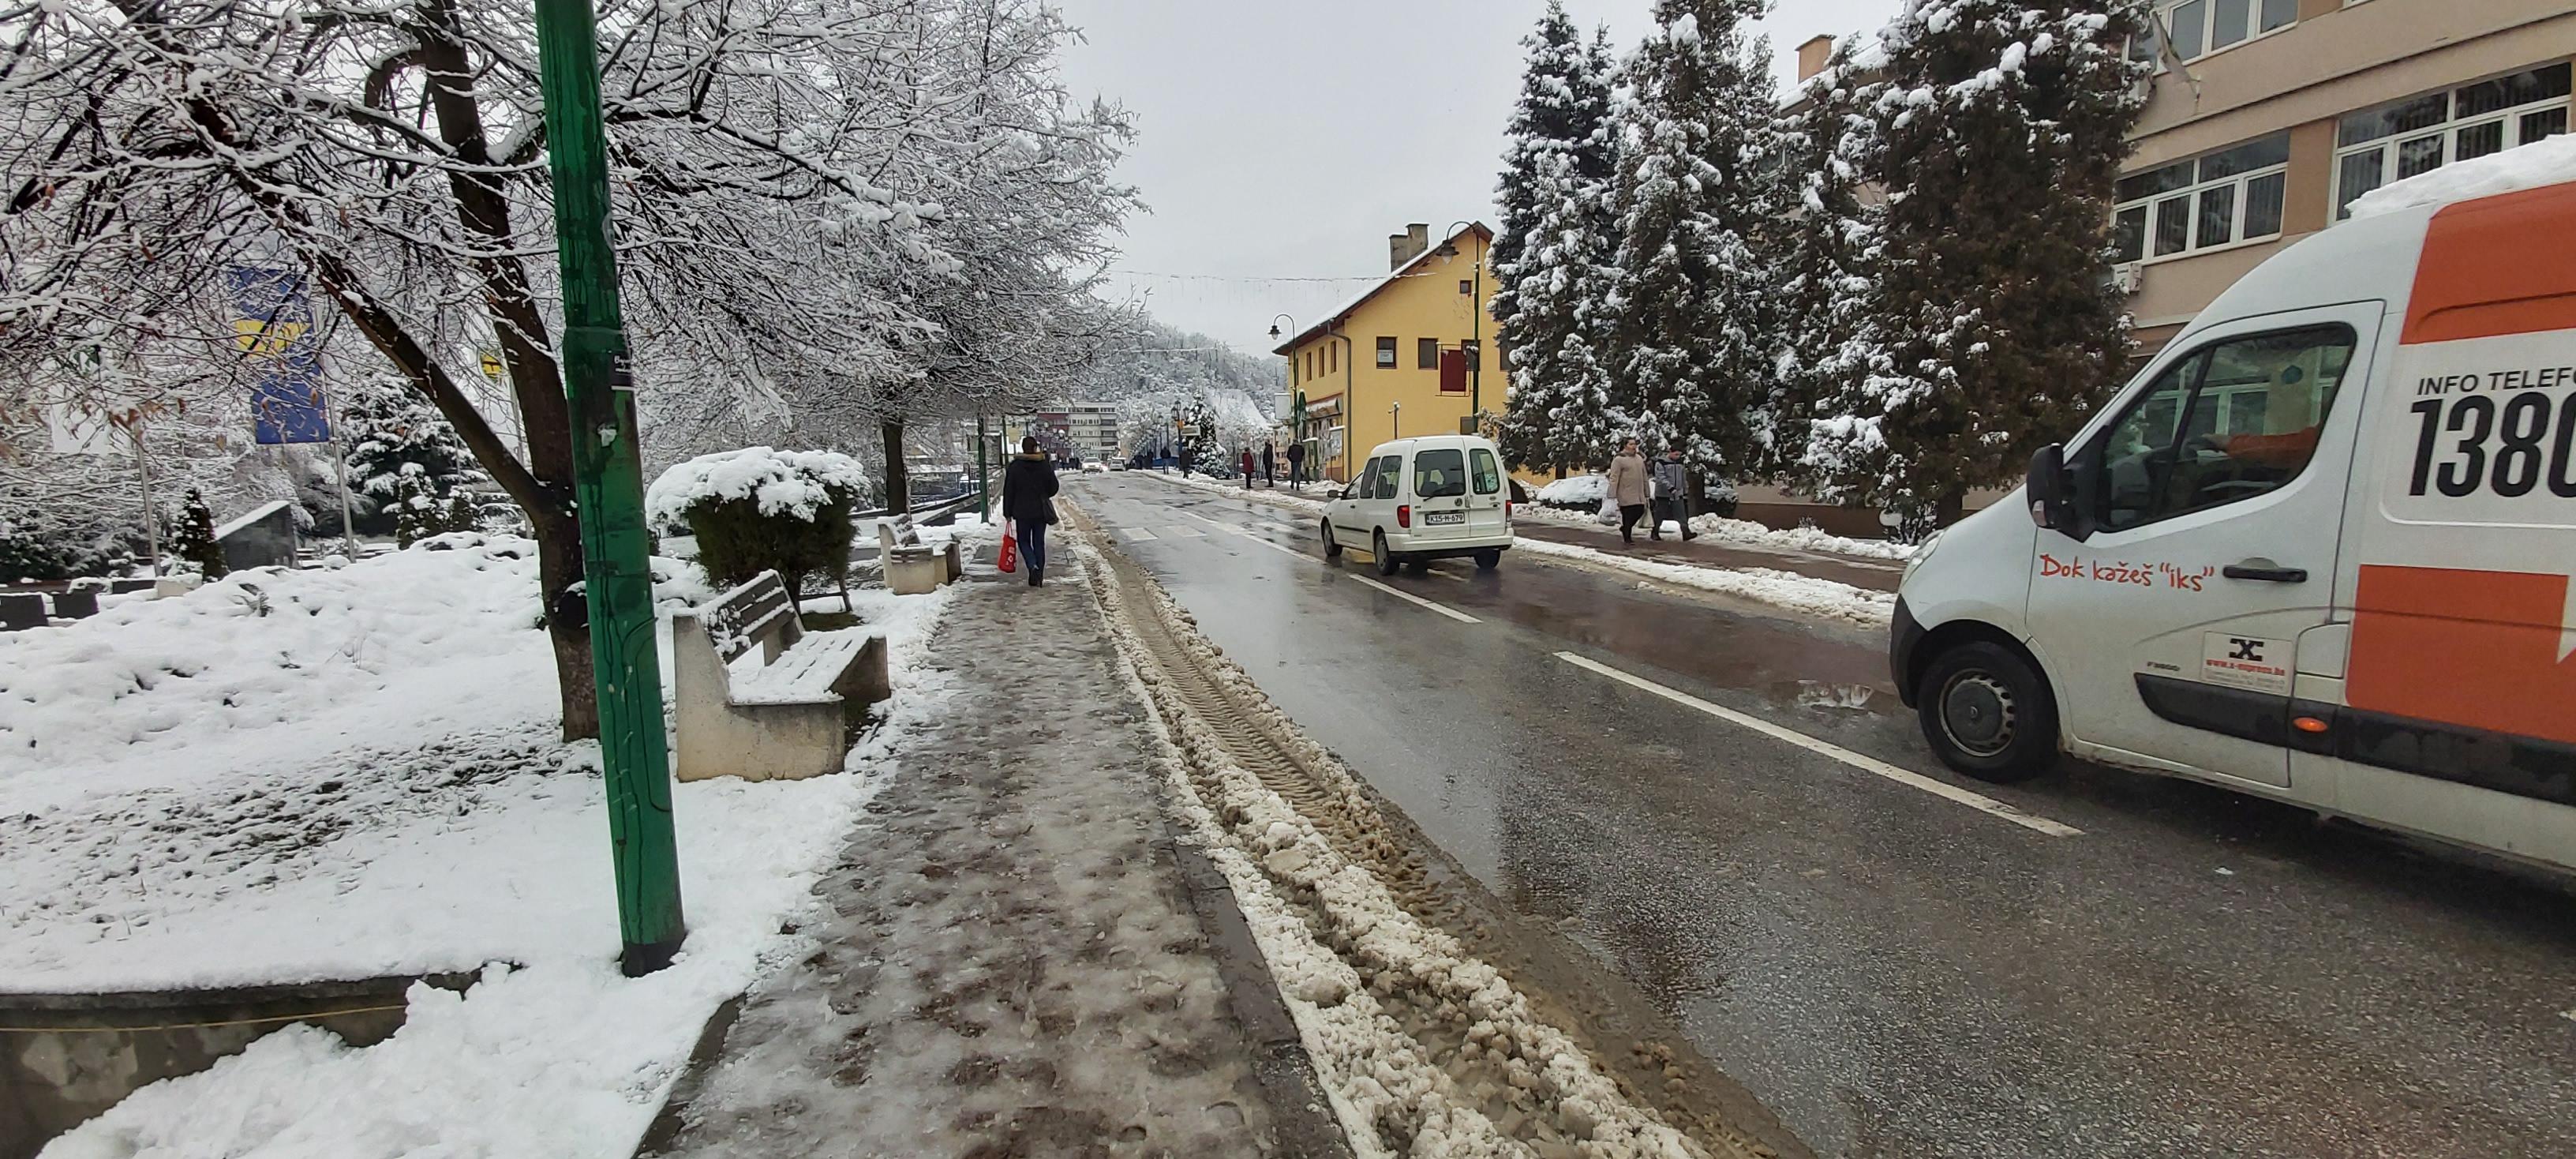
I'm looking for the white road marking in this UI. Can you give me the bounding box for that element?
[1351,575,1481,624]
[1552,651,2082,838]
[1163,526,1206,538]
[1119,527,1159,542]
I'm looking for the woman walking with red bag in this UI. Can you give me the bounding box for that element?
[1001,437,1058,587]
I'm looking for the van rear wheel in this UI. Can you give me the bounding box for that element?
[1372,531,1400,576]
[1916,641,2057,782]
[1474,549,1500,571]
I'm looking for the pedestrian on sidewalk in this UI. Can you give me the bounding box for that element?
[1286,441,1306,489]
[1608,439,1650,545]
[1261,440,1277,488]
[1240,448,1256,488]
[1002,436,1058,587]
[1651,448,1698,542]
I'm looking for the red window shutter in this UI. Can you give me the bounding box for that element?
[1439,349,1466,393]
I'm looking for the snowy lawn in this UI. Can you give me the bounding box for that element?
[4,532,972,1157]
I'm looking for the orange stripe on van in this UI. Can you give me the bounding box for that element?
[2400,181,2576,346]
[2349,564,2576,747]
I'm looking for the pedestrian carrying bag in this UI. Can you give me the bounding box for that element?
[997,519,1018,574]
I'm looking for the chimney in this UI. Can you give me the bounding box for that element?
[1796,34,1834,82]
[1389,223,1430,270]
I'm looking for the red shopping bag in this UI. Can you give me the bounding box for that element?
[997,519,1018,573]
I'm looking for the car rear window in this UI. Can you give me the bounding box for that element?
[1470,448,1501,495]
[1413,449,1466,497]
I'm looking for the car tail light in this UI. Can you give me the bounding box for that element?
[1505,501,1514,519]
[1396,504,1411,528]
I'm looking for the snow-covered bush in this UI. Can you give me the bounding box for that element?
[646,448,869,597]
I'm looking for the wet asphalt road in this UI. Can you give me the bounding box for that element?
[1069,471,2576,1159]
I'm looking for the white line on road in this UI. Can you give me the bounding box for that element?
[1119,527,1159,542]
[1352,575,1481,624]
[1552,651,2082,838]
[1163,526,1206,538]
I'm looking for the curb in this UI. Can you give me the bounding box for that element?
[1155,819,1358,1159]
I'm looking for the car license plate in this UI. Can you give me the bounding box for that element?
[1425,512,1465,525]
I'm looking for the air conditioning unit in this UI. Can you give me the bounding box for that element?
[2110,262,2144,294]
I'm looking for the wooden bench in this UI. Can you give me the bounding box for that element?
[669,570,890,782]
[875,513,961,595]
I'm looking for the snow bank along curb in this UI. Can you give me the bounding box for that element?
[1125,468,1893,626]
[1074,527,1749,1159]
[1511,501,1917,562]
[17,533,981,1159]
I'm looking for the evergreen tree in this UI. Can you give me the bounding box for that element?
[1804,0,2150,524]
[391,472,435,548]
[443,492,481,536]
[1496,13,1621,475]
[1777,36,1890,486]
[339,373,486,534]
[1602,0,1785,486]
[170,489,226,579]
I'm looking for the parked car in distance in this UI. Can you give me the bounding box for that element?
[1323,434,1513,576]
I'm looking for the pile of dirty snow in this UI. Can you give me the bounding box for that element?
[2348,133,2576,219]
[645,445,870,533]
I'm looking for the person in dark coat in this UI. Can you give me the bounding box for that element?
[1000,436,1059,587]
[1240,448,1256,488]
[1650,448,1698,542]
[1286,441,1307,488]
[1261,440,1277,487]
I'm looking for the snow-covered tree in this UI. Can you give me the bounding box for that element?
[1774,36,1887,484]
[1602,0,1787,486]
[170,489,225,579]
[1495,9,1621,475]
[1803,1,2151,523]
[341,374,485,535]
[2,0,1133,737]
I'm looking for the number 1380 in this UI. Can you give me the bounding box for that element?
[2406,393,2576,499]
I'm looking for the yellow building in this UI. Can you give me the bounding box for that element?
[1272,222,1507,482]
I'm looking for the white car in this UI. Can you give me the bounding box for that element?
[1080,461,1109,473]
[1323,434,1513,576]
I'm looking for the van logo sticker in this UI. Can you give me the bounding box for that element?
[2202,633,2292,694]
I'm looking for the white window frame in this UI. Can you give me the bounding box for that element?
[2154,0,2297,63]
[2113,132,2291,266]
[2331,63,2573,222]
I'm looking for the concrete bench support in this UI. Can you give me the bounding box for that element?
[670,571,890,783]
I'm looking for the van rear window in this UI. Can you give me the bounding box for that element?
[1413,449,1466,498]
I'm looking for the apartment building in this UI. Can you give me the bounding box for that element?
[2112,0,2573,355]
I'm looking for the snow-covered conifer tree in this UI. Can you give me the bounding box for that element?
[1775,37,1889,486]
[1496,11,1621,475]
[1602,0,1786,486]
[1804,1,2150,524]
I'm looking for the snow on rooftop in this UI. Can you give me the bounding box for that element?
[212,498,292,540]
[2346,133,2576,219]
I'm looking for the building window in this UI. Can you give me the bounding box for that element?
[1458,279,1473,295]
[1376,336,1396,367]
[2113,131,2290,263]
[1327,343,1336,373]
[2334,64,2571,220]
[1418,338,1439,369]
[2155,0,2293,62]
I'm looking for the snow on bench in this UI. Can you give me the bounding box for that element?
[670,571,889,782]
[874,513,960,595]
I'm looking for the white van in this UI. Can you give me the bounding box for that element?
[1324,435,1515,576]
[1893,177,2576,872]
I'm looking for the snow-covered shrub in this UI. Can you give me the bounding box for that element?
[646,448,868,598]
[170,489,227,579]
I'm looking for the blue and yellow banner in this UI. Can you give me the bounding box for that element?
[226,266,331,444]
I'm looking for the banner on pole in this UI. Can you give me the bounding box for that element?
[227,267,331,444]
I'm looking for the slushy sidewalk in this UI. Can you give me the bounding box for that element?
[643,544,1347,1159]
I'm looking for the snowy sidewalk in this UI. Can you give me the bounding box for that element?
[642,552,1346,1158]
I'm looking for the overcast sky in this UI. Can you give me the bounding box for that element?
[1050,0,1900,361]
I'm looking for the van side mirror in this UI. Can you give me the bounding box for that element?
[2026,444,2072,531]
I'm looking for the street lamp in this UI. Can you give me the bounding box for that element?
[1437,220,1485,431]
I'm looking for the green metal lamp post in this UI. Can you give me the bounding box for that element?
[533,0,686,976]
